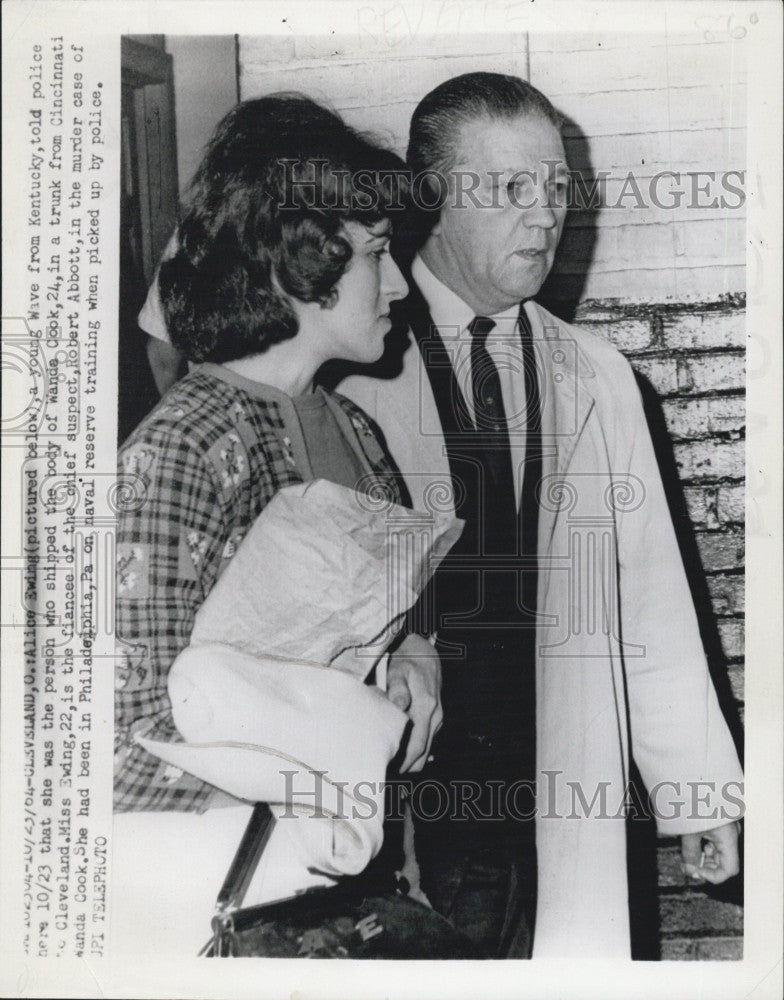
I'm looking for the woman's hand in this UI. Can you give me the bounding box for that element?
[386,634,443,772]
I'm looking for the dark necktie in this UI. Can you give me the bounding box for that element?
[468,315,517,553]
[409,294,540,877]
[468,315,502,431]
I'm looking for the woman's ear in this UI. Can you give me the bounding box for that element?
[318,287,339,310]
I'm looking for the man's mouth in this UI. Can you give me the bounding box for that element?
[515,248,547,258]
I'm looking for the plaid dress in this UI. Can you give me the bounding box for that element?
[114,365,403,813]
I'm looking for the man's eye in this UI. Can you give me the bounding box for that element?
[371,247,388,261]
[547,181,569,204]
[507,179,532,198]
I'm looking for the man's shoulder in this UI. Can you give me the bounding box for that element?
[337,337,422,419]
[529,301,639,396]
[340,297,643,418]
[530,302,632,367]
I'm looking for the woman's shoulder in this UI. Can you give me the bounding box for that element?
[326,389,393,456]
[121,368,277,457]
[327,389,378,433]
[120,371,213,457]
[326,388,403,492]
[118,368,296,506]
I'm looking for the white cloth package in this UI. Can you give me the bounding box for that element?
[139,646,407,877]
[189,478,463,679]
[139,479,462,889]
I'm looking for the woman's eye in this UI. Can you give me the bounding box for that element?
[371,247,388,261]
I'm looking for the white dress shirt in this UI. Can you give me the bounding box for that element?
[411,255,531,505]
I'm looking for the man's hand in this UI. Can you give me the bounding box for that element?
[681,821,741,885]
[386,634,443,772]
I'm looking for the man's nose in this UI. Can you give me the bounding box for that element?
[382,253,409,302]
[522,194,559,230]
[520,177,563,230]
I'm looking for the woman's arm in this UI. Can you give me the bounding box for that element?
[115,421,229,794]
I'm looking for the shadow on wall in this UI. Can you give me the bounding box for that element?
[626,374,745,959]
[537,112,596,325]
[538,107,744,766]
[635,371,745,768]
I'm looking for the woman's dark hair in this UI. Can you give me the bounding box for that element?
[159,95,406,362]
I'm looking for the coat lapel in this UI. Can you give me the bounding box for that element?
[523,302,595,612]
[403,293,597,536]
[525,302,595,550]
[402,281,473,517]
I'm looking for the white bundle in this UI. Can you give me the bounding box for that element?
[140,479,462,883]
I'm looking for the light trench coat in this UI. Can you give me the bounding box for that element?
[341,299,743,957]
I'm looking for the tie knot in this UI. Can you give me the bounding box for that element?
[468,315,495,343]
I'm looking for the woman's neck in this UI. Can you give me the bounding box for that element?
[221,339,319,397]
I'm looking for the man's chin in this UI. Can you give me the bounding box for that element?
[507,261,550,302]
[506,280,548,304]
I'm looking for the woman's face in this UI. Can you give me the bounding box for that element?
[316,220,409,365]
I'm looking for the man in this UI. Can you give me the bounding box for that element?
[137,73,743,958]
[338,73,743,958]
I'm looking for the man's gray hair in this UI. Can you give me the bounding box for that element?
[407,71,564,181]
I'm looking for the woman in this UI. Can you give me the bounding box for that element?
[111,95,439,953]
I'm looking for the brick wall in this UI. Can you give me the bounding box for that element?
[531,29,746,304]
[571,301,745,698]
[575,299,745,960]
[239,31,529,153]
[529,29,746,958]
[238,26,746,958]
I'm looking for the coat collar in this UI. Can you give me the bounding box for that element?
[406,282,597,487]
[523,299,596,482]
[341,277,597,530]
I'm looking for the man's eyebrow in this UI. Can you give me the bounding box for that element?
[491,169,529,180]
[487,168,569,185]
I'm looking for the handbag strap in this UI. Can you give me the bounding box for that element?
[216,802,275,913]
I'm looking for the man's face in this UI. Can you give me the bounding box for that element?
[424,113,568,315]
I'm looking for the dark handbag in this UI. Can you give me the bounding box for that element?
[203,803,477,958]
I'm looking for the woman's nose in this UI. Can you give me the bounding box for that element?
[382,254,409,302]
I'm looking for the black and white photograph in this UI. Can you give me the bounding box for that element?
[1,2,781,998]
